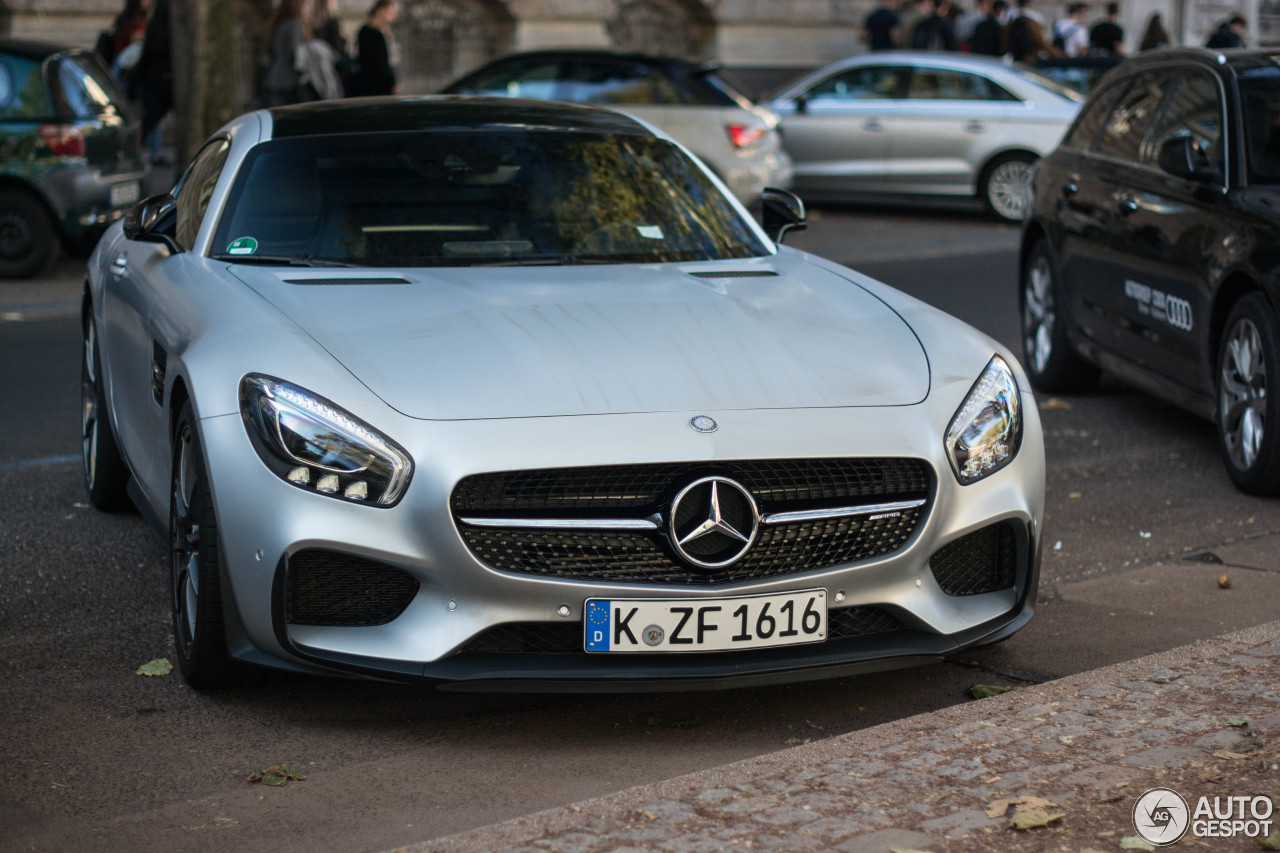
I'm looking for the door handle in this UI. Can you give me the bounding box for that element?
[965,120,984,133]
[1116,195,1139,215]
[110,255,128,277]
[864,118,884,132]
[1061,181,1078,197]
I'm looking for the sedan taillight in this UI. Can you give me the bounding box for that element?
[727,124,767,149]
[39,124,86,158]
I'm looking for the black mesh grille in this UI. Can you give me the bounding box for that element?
[456,606,904,655]
[286,550,420,626]
[453,459,931,586]
[929,522,1018,596]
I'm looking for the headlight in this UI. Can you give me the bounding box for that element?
[945,355,1022,485]
[240,375,413,506]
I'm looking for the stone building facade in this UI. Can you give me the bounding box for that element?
[5,0,1276,97]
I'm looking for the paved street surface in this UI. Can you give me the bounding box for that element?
[3,204,1279,852]
[418,616,1280,853]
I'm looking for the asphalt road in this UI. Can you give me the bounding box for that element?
[3,204,1279,853]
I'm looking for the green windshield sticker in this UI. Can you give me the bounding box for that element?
[227,236,258,256]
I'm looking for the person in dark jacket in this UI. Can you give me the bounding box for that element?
[910,0,958,50]
[131,0,171,165]
[1206,15,1247,48]
[969,0,1007,54]
[348,0,399,97]
[263,0,315,107]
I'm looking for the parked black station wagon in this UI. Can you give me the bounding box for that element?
[1021,48,1280,494]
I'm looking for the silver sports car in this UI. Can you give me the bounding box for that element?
[82,97,1044,690]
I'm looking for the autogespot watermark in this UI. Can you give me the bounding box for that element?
[1133,787,1275,846]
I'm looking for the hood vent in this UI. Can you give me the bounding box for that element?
[284,277,411,285]
[688,270,779,279]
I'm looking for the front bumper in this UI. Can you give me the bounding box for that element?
[201,400,1044,690]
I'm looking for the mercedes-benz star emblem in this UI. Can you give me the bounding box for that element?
[689,415,718,433]
[668,476,759,569]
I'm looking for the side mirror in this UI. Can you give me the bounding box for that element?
[123,193,180,252]
[761,187,806,243]
[1156,136,1220,184]
[793,93,810,114]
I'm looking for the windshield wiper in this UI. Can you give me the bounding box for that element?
[472,253,615,267]
[211,253,356,267]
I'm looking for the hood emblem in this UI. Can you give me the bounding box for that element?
[690,415,718,433]
[668,476,758,569]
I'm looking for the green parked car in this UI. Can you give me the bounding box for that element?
[0,39,148,278]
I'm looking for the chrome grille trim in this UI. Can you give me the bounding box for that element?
[761,498,928,526]
[458,516,661,531]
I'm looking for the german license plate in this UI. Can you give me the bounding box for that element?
[110,181,141,207]
[585,589,826,653]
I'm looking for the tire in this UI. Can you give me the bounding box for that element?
[1216,293,1280,495]
[1019,241,1101,393]
[171,401,264,688]
[0,189,59,279]
[82,315,134,511]
[980,152,1036,223]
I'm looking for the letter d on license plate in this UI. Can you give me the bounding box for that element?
[584,589,826,653]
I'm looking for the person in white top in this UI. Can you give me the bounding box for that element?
[1052,3,1091,56]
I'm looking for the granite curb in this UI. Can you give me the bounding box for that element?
[402,620,1280,853]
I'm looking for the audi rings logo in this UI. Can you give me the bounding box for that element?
[1133,788,1191,846]
[1165,296,1194,332]
[668,476,759,569]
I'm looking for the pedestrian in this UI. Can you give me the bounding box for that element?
[1003,0,1052,61]
[1052,3,1090,57]
[130,0,171,165]
[1206,15,1247,48]
[863,0,901,51]
[263,0,317,107]
[348,0,399,97]
[1089,2,1126,56]
[954,0,990,48]
[968,0,1006,54]
[107,0,150,86]
[312,0,356,94]
[1139,12,1170,50]
[910,0,958,50]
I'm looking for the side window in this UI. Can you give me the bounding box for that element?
[906,69,1014,101]
[53,57,117,119]
[1147,70,1223,173]
[565,61,656,105]
[0,54,54,118]
[175,138,231,251]
[1097,70,1177,162]
[805,66,902,102]
[1062,78,1128,150]
[453,60,562,100]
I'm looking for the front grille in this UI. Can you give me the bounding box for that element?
[455,606,904,655]
[929,522,1018,596]
[453,459,931,585]
[286,550,420,626]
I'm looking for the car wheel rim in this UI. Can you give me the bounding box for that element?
[989,160,1033,221]
[82,325,98,488]
[0,211,32,260]
[172,427,201,653]
[1220,318,1266,472]
[1023,256,1055,375]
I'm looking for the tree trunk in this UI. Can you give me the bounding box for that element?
[169,0,242,169]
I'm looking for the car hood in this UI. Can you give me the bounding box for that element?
[229,256,929,420]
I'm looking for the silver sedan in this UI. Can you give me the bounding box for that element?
[769,53,1082,221]
[82,96,1044,690]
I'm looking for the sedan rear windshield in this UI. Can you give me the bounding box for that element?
[213,129,768,267]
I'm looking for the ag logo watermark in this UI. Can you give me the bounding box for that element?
[1133,788,1275,846]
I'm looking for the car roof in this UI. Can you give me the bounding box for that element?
[267,95,656,139]
[0,38,77,60]
[1119,46,1280,72]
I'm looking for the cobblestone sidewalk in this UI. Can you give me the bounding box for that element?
[409,621,1280,853]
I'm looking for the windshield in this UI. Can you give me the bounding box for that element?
[213,129,767,267]
[1240,69,1280,185]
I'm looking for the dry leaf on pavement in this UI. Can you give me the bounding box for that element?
[246,764,306,786]
[135,658,172,677]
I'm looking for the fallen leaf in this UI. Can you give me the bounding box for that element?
[986,798,1012,818]
[1069,492,1083,499]
[969,684,1012,699]
[135,658,173,677]
[1227,719,1249,727]
[1120,838,1157,851]
[1010,811,1064,830]
[1041,398,1072,410]
[1219,574,1233,589]
[1214,750,1251,760]
[1256,831,1280,850]
[246,764,306,786]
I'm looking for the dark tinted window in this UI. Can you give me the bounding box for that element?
[906,68,1017,101]
[1097,70,1176,162]
[805,66,903,101]
[564,60,673,105]
[53,55,128,119]
[1240,68,1280,185]
[0,52,53,118]
[1062,77,1127,149]
[1147,70,1223,173]
[175,137,231,250]
[448,59,562,100]
[213,130,767,267]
